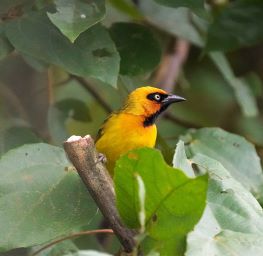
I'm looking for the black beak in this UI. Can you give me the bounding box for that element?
[162,94,186,105]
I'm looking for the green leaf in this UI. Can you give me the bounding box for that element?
[182,128,263,201]
[56,98,91,122]
[109,22,161,75]
[0,126,41,156]
[37,240,78,256]
[5,12,120,87]
[210,52,258,116]
[114,148,208,255]
[67,251,113,256]
[173,140,195,178]
[48,98,91,145]
[153,0,208,18]
[194,231,263,256]
[139,0,205,46]
[51,79,109,141]
[22,53,49,71]
[156,133,174,165]
[244,72,263,97]
[109,0,143,19]
[0,35,13,60]
[154,0,204,10]
[185,154,263,256]
[0,143,97,252]
[48,104,71,145]
[236,116,263,146]
[47,0,105,43]
[0,26,13,60]
[206,0,263,51]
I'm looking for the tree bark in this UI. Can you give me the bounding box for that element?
[63,135,136,253]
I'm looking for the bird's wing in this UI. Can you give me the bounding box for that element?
[95,112,117,142]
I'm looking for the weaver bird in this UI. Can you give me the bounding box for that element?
[95,86,185,174]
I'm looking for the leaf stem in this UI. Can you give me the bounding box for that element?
[30,229,114,256]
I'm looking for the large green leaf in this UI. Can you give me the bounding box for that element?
[38,240,78,256]
[22,53,50,71]
[206,0,263,51]
[0,35,13,60]
[38,240,113,256]
[0,143,97,252]
[51,79,109,142]
[62,251,113,256]
[5,12,120,87]
[173,140,195,178]
[75,251,113,256]
[114,148,208,255]
[154,0,204,10]
[210,52,258,117]
[55,98,91,122]
[48,98,91,145]
[139,0,206,46]
[236,116,263,146]
[0,126,41,156]
[182,128,263,201]
[108,0,143,19]
[0,26,13,60]
[47,0,105,42]
[185,154,263,256]
[109,22,161,75]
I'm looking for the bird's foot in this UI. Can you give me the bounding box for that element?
[97,153,107,165]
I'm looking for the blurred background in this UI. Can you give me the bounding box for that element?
[1,1,263,162]
[1,0,263,255]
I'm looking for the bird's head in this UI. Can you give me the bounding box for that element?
[122,86,185,126]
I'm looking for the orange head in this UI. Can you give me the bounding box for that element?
[122,86,185,126]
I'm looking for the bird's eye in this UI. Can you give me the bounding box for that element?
[154,94,161,101]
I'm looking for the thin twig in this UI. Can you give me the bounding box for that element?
[30,229,114,256]
[63,135,136,253]
[70,75,112,113]
[155,38,190,93]
[153,38,196,128]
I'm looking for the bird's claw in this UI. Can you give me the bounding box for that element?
[97,153,107,165]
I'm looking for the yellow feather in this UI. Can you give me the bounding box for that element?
[95,86,185,175]
[96,113,157,173]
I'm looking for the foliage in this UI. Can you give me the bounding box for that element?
[109,22,161,75]
[182,128,263,201]
[115,148,207,255]
[0,144,98,252]
[47,0,106,43]
[0,0,263,256]
[206,0,263,51]
[186,154,263,256]
[5,15,120,87]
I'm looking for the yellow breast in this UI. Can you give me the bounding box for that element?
[95,113,157,174]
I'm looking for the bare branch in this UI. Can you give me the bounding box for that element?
[155,38,190,93]
[63,135,136,253]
